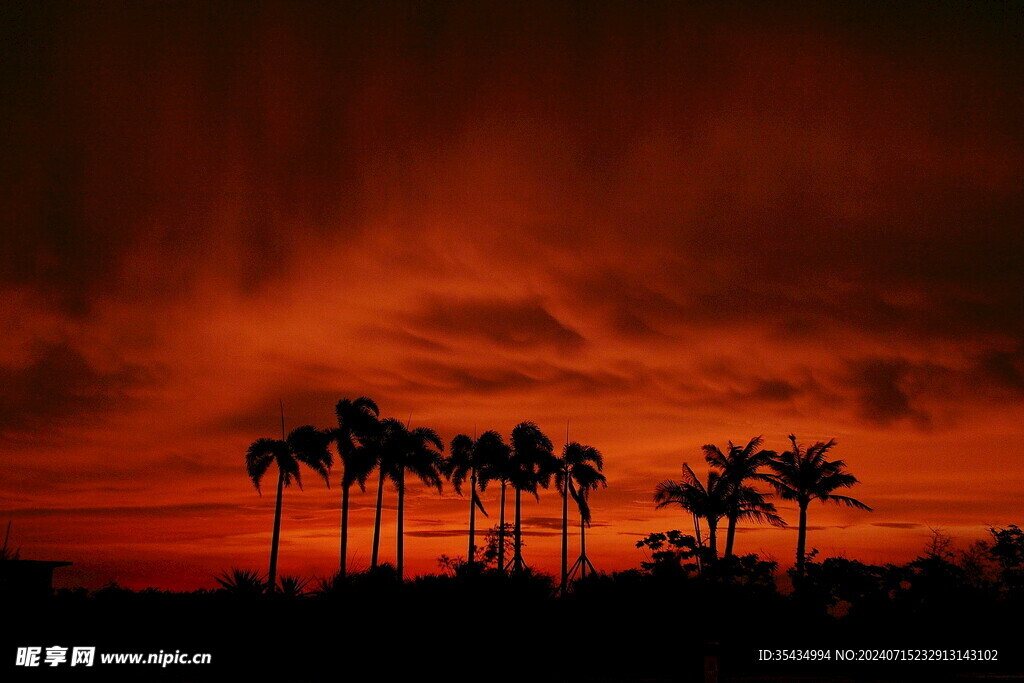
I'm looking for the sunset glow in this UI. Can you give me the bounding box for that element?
[2,1,1022,590]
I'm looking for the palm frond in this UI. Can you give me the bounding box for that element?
[473,488,488,517]
[334,397,380,439]
[287,425,334,487]
[769,434,871,515]
[572,462,607,492]
[350,396,380,419]
[345,446,377,491]
[509,421,555,496]
[215,568,268,595]
[826,494,873,510]
[565,477,590,525]
[679,463,704,490]
[702,443,728,469]
[447,434,475,495]
[742,434,765,456]
[277,574,310,597]
[476,430,512,488]
[280,452,301,489]
[245,438,286,493]
[653,480,683,508]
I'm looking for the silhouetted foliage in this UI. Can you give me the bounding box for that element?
[330,396,380,576]
[245,424,333,588]
[477,433,514,572]
[703,436,784,557]
[508,421,558,572]
[445,429,507,566]
[654,464,728,561]
[276,575,310,598]
[477,523,515,569]
[989,524,1024,590]
[214,568,268,597]
[436,554,465,577]
[558,441,606,584]
[311,564,401,600]
[636,530,700,577]
[380,419,445,578]
[0,521,19,561]
[765,434,871,582]
[705,552,779,590]
[35,526,1024,683]
[797,557,891,617]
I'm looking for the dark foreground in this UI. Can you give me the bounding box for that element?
[4,571,1022,682]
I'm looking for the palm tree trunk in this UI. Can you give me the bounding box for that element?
[498,481,507,572]
[796,502,808,583]
[396,468,405,580]
[724,511,738,558]
[579,514,587,580]
[513,486,523,573]
[707,518,718,562]
[268,468,285,591]
[560,474,569,589]
[692,512,703,575]
[339,481,351,576]
[371,467,385,568]
[468,470,477,563]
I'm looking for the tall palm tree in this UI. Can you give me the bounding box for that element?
[245,424,332,590]
[765,435,872,581]
[447,433,477,562]
[508,421,557,573]
[381,419,444,579]
[366,418,390,569]
[557,442,606,585]
[654,464,728,562]
[478,431,514,572]
[703,436,781,557]
[446,430,507,565]
[330,397,379,576]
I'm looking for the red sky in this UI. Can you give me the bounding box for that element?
[2,1,1023,590]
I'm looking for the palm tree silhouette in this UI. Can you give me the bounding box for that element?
[557,442,606,586]
[477,431,514,573]
[245,424,332,590]
[654,464,728,562]
[765,434,872,582]
[702,436,783,557]
[366,418,390,569]
[508,421,557,573]
[380,418,444,579]
[447,430,508,565]
[330,397,379,576]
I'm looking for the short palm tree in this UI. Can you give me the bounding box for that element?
[765,435,872,581]
[654,464,728,562]
[331,397,379,576]
[245,424,333,590]
[381,419,444,579]
[703,436,781,557]
[447,430,507,564]
[508,421,557,573]
[215,568,268,597]
[557,442,606,585]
